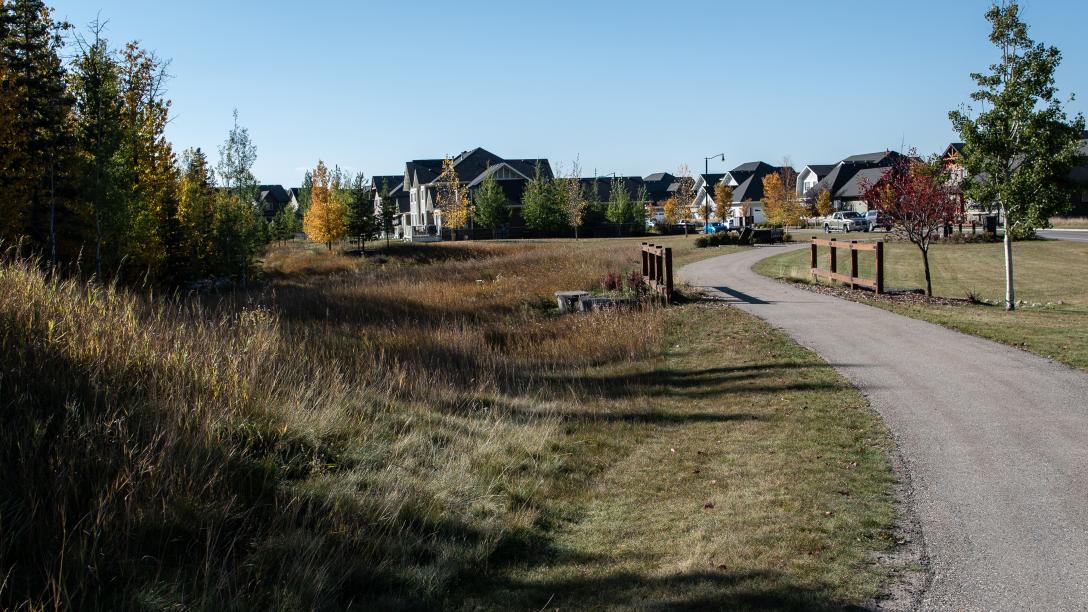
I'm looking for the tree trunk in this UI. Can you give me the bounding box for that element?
[1001,202,1015,311]
[921,245,933,297]
[48,160,56,267]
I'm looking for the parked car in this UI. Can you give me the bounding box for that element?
[822,211,866,233]
[646,218,659,229]
[862,210,893,232]
[704,221,727,234]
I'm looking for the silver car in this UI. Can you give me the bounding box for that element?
[823,211,866,233]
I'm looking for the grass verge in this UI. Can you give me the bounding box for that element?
[1,237,900,610]
[753,238,1088,370]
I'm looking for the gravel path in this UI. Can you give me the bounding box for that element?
[680,245,1088,611]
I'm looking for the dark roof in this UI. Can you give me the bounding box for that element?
[803,164,836,180]
[644,172,675,183]
[813,150,903,200]
[699,173,727,188]
[403,148,553,188]
[288,187,301,199]
[731,161,776,174]
[371,175,403,192]
[577,176,647,202]
[945,143,965,157]
[257,184,291,205]
[843,151,897,164]
[837,167,891,199]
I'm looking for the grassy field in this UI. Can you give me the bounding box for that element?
[1,236,904,610]
[754,238,1088,370]
[1049,216,1088,229]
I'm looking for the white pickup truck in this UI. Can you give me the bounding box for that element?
[821,211,867,233]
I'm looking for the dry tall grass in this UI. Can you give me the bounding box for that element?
[0,240,665,610]
[1049,216,1088,228]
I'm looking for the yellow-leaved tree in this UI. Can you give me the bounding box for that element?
[663,197,680,226]
[714,183,733,221]
[816,189,834,217]
[304,160,347,250]
[762,172,806,227]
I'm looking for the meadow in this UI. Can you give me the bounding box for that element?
[1,236,904,610]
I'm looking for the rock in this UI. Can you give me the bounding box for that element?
[555,291,590,313]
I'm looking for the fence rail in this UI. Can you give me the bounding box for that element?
[810,238,884,294]
[641,243,674,303]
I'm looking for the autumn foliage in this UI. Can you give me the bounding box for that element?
[303,160,347,249]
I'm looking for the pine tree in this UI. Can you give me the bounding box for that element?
[176,147,218,276]
[303,160,346,250]
[0,0,75,260]
[345,171,377,250]
[473,169,508,233]
[71,20,124,276]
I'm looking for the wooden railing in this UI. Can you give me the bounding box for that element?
[641,242,674,302]
[810,238,884,294]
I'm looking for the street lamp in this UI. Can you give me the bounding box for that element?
[703,153,725,232]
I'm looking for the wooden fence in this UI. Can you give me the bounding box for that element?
[641,242,674,302]
[810,238,884,294]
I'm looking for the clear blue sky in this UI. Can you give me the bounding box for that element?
[50,0,1088,187]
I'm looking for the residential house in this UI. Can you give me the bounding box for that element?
[256,185,293,220]
[693,162,785,225]
[643,172,677,221]
[397,148,552,240]
[808,151,904,213]
[370,175,410,239]
[795,164,836,200]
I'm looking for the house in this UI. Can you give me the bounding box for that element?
[795,164,836,200]
[808,151,904,212]
[256,185,293,220]
[287,188,301,211]
[397,148,552,240]
[693,162,786,225]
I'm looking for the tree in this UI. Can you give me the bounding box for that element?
[303,160,347,250]
[714,183,733,222]
[0,0,74,261]
[377,180,398,247]
[117,41,176,278]
[949,1,1085,310]
[297,170,313,216]
[473,168,508,234]
[71,20,124,276]
[558,160,587,239]
[663,197,680,226]
[673,165,695,236]
[522,163,565,232]
[176,147,218,276]
[632,183,649,225]
[345,171,377,250]
[606,178,633,223]
[433,156,466,233]
[762,172,806,227]
[861,153,960,297]
[269,204,300,243]
[815,189,834,217]
[217,109,258,205]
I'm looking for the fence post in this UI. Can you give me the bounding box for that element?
[810,238,817,270]
[850,241,859,290]
[641,242,649,277]
[829,240,837,275]
[875,241,885,295]
[664,247,674,303]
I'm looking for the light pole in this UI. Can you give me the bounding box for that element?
[703,153,725,232]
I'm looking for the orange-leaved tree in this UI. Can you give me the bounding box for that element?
[303,160,346,250]
[714,183,733,221]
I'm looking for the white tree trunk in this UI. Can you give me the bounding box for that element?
[1002,202,1015,311]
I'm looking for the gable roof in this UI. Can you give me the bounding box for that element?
[370,175,403,192]
[403,148,553,188]
[811,150,903,200]
[257,184,291,205]
[837,167,892,199]
[801,164,836,180]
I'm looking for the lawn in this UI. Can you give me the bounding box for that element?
[1,236,905,610]
[754,237,1088,370]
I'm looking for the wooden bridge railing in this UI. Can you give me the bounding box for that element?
[641,242,674,303]
[810,238,884,294]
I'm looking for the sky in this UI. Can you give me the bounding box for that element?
[49,0,1088,187]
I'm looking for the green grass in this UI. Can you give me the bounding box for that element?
[754,238,1088,370]
[1,237,902,610]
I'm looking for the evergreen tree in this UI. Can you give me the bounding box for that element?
[176,147,218,276]
[269,205,300,243]
[345,171,378,250]
[296,169,312,217]
[521,164,565,232]
[632,183,649,224]
[71,21,124,277]
[473,169,508,232]
[0,0,75,260]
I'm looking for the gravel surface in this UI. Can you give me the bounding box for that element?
[680,244,1088,611]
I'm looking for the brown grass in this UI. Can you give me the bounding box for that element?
[0,236,900,610]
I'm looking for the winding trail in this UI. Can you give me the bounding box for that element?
[680,245,1088,611]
